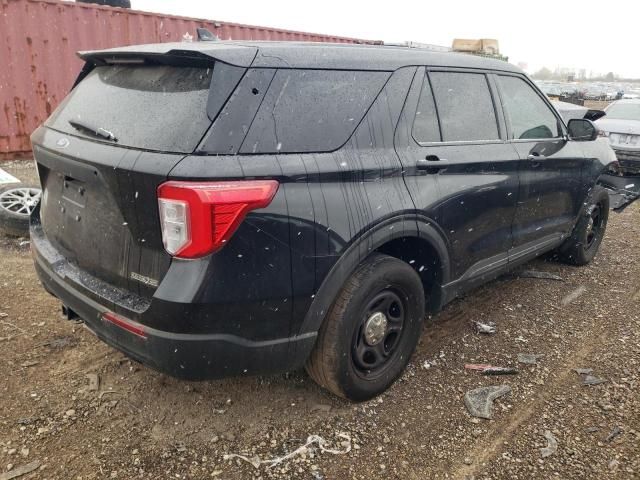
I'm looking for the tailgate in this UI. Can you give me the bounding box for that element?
[32,129,183,297]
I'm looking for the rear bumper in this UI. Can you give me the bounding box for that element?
[612,148,640,174]
[31,229,316,380]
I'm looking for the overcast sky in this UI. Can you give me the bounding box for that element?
[133,0,638,78]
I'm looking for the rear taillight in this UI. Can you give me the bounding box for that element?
[102,311,147,339]
[157,180,279,258]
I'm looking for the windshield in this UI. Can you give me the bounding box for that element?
[46,64,213,153]
[605,102,640,121]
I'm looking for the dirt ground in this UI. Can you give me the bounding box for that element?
[0,161,639,480]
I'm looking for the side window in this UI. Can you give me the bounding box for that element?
[412,75,441,143]
[239,69,389,154]
[497,75,561,140]
[429,71,500,142]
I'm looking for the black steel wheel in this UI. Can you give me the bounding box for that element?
[585,202,605,251]
[556,185,609,266]
[352,289,406,378]
[306,254,425,401]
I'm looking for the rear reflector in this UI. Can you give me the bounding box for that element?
[102,311,147,339]
[157,180,279,258]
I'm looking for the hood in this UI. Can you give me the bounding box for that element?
[551,100,587,122]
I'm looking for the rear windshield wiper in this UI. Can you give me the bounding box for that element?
[68,119,118,142]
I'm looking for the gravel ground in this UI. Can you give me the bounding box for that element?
[0,163,638,479]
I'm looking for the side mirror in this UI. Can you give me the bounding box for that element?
[567,118,598,141]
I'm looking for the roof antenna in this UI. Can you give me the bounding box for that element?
[196,28,219,42]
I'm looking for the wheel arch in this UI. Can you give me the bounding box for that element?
[296,214,451,342]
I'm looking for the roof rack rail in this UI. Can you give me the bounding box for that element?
[383,41,452,52]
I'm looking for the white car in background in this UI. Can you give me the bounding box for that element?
[596,99,640,175]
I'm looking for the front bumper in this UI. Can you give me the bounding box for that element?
[31,226,316,380]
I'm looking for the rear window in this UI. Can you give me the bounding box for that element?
[47,65,213,153]
[429,71,500,142]
[605,102,640,121]
[239,70,389,154]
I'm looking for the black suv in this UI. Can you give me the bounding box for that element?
[30,41,615,401]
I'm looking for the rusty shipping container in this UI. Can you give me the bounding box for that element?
[0,0,374,159]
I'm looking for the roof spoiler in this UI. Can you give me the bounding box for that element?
[77,44,257,68]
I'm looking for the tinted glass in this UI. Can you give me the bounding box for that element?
[412,75,441,143]
[47,65,213,153]
[240,69,388,154]
[430,72,499,142]
[498,75,561,139]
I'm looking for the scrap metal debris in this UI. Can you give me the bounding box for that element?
[583,374,607,386]
[0,168,20,185]
[472,321,496,335]
[540,431,558,458]
[19,360,39,368]
[0,461,41,480]
[463,385,511,419]
[0,320,27,335]
[561,286,587,306]
[85,373,100,391]
[224,433,351,469]
[574,368,606,386]
[465,364,518,375]
[606,426,622,443]
[516,270,563,281]
[600,173,640,211]
[517,353,544,365]
[41,336,76,349]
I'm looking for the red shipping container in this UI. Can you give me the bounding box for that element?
[0,0,374,159]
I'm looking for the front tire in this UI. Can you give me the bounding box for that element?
[556,186,609,265]
[306,254,425,401]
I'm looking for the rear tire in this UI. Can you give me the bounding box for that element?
[556,186,609,266]
[305,254,425,401]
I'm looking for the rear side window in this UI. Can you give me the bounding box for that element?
[412,75,441,143]
[240,70,389,154]
[497,75,561,139]
[47,65,213,153]
[430,72,500,142]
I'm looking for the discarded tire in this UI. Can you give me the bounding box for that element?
[0,183,41,237]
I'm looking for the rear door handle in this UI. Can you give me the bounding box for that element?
[527,153,547,161]
[416,155,448,173]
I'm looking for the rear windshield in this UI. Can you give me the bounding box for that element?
[47,65,213,153]
[605,102,640,121]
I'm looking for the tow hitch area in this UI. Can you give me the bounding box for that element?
[61,304,79,320]
[600,174,640,212]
